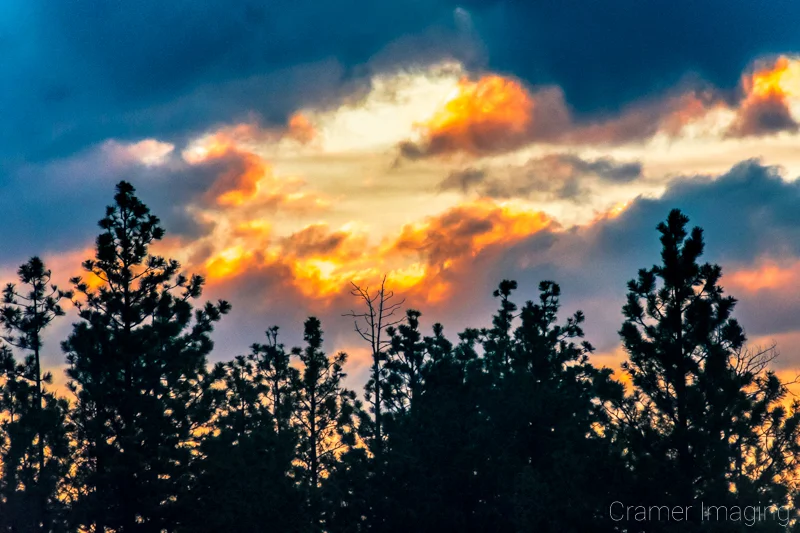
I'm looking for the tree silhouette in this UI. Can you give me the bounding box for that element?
[292,317,361,532]
[63,181,229,532]
[182,327,302,532]
[344,276,404,458]
[493,280,623,532]
[0,177,798,532]
[383,309,426,420]
[615,209,800,531]
[0,257,72,532]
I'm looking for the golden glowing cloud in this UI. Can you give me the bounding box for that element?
[422,74,534,149]
[182,128,330,212]
[138,57,800,317]
[392,199,551,263]
[387,199,553,303]
[727,55,800,137]
[191,190,552,307]
[747,56,800,100]
[396,73,564,158]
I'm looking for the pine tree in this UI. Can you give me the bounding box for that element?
[616,209,800,531]
[182,327,302,532]
[292,317,360,532]
[382,309,426,422]
[63,181,229,532]
[491,280,623,532]
[0,257,72,532]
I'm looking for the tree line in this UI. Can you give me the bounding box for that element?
[0,180,799,532]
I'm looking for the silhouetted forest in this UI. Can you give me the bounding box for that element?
[1,181,799,532]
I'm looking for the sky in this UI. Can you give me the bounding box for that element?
[4,1,800,388]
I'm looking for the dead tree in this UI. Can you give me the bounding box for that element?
[344,275,404,457]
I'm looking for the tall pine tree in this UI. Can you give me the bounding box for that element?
[292,317,361,532]
[63,181,229,532]
[0,257,72,532]
[616,209,800,531]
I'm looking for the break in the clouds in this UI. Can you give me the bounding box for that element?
[5,3,800,379]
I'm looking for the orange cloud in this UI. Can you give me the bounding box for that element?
[748,56,800,100]
[205,245,259,280]
[388,200,553,303]
[198,221,365,301]
[398,72,725,157]
[400,75,572,158]
[392,199,552,265]
[194,196,553,309]
[183,130,329,212]
[422,75,534,150]
[194,137,267,206]
[728,56,800,137]
[287,112,316,144]
[727,260,800,293]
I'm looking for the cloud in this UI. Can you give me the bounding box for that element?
[439,154,643,200]
[6,0,800,170]
[284,160,800,367]
[398,55,800,160]
[0,114,331,269]
[102,139,175,167]
[281,224,363,260]
[399,75,565,157]
[438,168,487,192]
[727,56,800,137]
[447,160,800,357]
[0,0,473,164]
[186,196,555,328]
[398,72,726,157]
[399,78,569,157]
[458,0,800,115]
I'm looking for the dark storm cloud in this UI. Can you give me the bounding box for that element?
[459,0,800,115]
[727,93,800,137]
[0,139,280,264]
[0,148,216,264]
[3,0,798,169]
[1,0,473,163]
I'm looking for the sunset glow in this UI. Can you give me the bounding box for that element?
[420,74,534,154]
[747,56,800,100]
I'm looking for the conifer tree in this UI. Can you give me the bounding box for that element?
[382,309,426,421]
[182,327,301,532]
[0,257,72,532]
[292,317,360,532]
[490,280,623,532]
[62,181,229,532]
[616,209,800,531]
